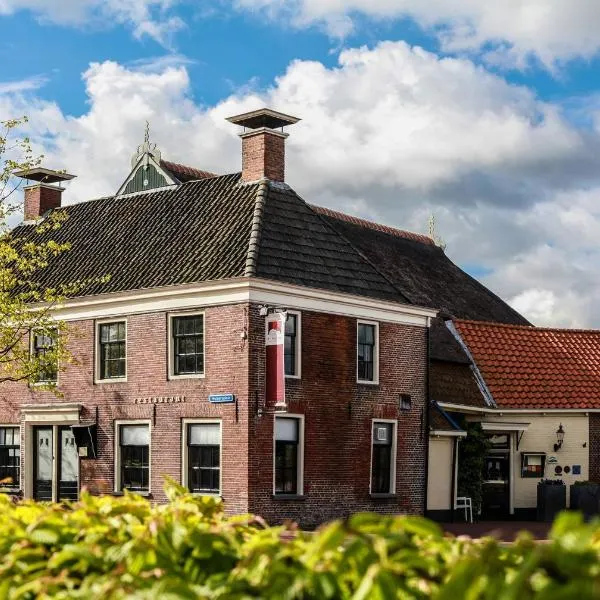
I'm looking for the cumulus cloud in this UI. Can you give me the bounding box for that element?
[2,41,600,327]
[0,0,184,47]
[231,0,600,67]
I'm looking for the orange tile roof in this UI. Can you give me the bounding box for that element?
[453,319,600,409]
[310,205,435,245]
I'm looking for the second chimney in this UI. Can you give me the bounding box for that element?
[14,168,76,221]
[227,108,300,183]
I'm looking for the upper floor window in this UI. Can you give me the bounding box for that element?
[357,321,379,383]
[284,312,301,378]
[185,422,221,494]
[0,427,19,490]
[170,314,205,377]
[116,423,150,493]
[31,329,58,384]
[274,416,304,495]
[371,421,396,494]
[97,321,127,381]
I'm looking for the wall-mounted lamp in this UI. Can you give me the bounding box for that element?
[554,423,565,452]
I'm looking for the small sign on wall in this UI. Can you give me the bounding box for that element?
[209,393,235,404]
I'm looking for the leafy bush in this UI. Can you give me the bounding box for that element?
[2,481,600,599]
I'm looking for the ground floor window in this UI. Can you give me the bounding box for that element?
[186,422,221,494]
[371,421,397,494]
[274,416,303,495]
[117,423,150,493]
[0,427,20,489]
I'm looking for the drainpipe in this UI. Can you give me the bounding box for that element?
[451,437,458,523]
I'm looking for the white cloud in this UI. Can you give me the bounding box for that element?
[232,0,600,67]
[0,0,184,47]
[0,75,48,95]
[2,41,600,327]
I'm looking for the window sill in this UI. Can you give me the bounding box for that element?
[0,488,21,495]
[168,373,205,381]
[112,491,152,498]
[285,374,301,380]
[272,494,306,501]
[357,380,379,386]
[29,381,58,388]
[370,493,398,500]
[96,378,127,385]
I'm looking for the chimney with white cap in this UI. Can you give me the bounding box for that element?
[14,167,76,221]
[226,108,300,183]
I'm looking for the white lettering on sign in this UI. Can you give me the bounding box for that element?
[133,396,186,405]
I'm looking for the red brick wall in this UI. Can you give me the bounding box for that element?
[0,301,429,527]
[241,131,286,182]
[247,306,428,528]
[24,185,63,220]
[589,414,600,483]
[0,304,251,511]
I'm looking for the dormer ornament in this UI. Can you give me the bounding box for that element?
[131,121,161,169]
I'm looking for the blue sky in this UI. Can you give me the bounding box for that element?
[2,1,600,328]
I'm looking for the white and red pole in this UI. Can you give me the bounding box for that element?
[265,312,286,409]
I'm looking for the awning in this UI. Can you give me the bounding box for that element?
[480,422,530,432]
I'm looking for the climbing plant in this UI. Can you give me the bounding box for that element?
[457,421,491,517]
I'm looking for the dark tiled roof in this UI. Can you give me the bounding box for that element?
[160,160,216,182]
[430,360,488,408]
[429,401,465,432]
[316,210,529,326]
[453,319,600,409]
[256,187,406,302]
[13,174,258,296]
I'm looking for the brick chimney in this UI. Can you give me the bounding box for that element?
[14,168,76,221]
[226,108,300,183]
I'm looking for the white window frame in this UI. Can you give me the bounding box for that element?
[285,310,302,379]
[0,424,21,492]
[369,419,397,495]
[114,419,151,494]
[273,414,305,496]
[168,311,206,380]
[95,319,128,384]
[357,320,379,385]
[29,328,59,387]
[181,419,221,496]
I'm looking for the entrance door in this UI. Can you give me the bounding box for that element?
[482,433,511,519]
[32,425,79,502]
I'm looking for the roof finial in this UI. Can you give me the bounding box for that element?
[131,120,161,168]
[144,120,150,144]
[428,214,447,251]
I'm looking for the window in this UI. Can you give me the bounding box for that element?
[274,416,303,495]
[98,321,126,381]
[357,322,378,383]
[185,422,221,494]
[371,421,396,494]
[171,315,204,377]
[31,330,58,383]
[117,423,150,493]
[284,312,301,377]
[0,427,19,489]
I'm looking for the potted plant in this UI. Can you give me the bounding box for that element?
[570,481,600,520]
[537,479,566,522]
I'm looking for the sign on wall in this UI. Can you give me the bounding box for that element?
[209,393,235,404]
[265,312,286,408]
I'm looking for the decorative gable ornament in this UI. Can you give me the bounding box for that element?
[131,121,162,168]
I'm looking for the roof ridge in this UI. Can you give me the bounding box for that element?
[454,318,600,335]
[302,197,412,305]
[244,179,269,277]
[310,204,435,246]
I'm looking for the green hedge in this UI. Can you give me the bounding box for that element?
[1,481,600,599]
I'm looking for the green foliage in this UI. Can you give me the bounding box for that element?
[457,421,491,515]
[1,482,600,598]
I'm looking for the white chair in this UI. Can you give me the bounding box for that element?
[455,496,473,523]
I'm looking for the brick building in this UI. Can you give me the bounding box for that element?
[1,109,444,527]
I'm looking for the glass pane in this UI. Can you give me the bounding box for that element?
[36,428,53,480]
[121,425,149,446]
[188,423,220,445]
[60,429,78,482]
[275,418,298,442]
[373,423,393,446]
[285,314,296,335]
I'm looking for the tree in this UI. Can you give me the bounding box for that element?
[0,117,73,386]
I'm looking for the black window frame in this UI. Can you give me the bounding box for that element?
[0,427,20,490]
[186,422,221,494]
[118,424,150,493]
[98,321,127,381]
[371,421,395,494]
[171,314,205,377]
[284,312,300,377]
[357,322,377,383]
[31,329,58,384]
[274,417,301,495]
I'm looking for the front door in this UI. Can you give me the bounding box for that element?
[482,433,510,519]
[33,425,79,501]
